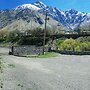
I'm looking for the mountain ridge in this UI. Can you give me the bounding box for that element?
[0,1,90,32]
[15,1,90,30]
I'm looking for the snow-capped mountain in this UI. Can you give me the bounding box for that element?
[33,1,90,30]
[37,5,90,30]
[0,1,90,31]
[15,1,46,11]
[33,1,46,9]
[0,8,60,32]
[15,4,40,11]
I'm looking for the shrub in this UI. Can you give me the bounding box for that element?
[55,37,90,52]
[60,38,77,51]
[75,45,81,51]
[7,30,21,43]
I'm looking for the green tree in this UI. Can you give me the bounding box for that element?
[80,43,88,51]
[60,38,77,51]
[8,30,21,43]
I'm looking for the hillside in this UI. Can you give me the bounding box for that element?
[0,1,90,32]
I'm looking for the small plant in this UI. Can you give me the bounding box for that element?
[18,84,23,90]
[27,88,31,90]
[0,59,4,73]
[0,82,3,89]
[0,58,4,89]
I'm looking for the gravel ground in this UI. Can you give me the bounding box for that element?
[0,47,90,90]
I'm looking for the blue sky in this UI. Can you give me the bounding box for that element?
[0,0,90,13]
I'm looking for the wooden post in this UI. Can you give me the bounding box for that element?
[11,46,14,55]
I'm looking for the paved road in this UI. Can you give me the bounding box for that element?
[0,47,90,90]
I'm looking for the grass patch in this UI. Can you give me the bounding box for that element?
[8,64,15,68]
[27,52,58,58]
[0,58,5,73]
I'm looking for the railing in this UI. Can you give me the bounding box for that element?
[51,50,90,55]
[52,33,90,39]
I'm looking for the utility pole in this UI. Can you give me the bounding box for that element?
[31,11,33,30]
[43,12,49,55]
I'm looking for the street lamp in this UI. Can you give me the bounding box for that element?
[42,12,49,55]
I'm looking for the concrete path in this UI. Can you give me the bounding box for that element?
[0,47,90,90]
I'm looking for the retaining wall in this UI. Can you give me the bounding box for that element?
[51,50,90,55]
[10,45,49,56]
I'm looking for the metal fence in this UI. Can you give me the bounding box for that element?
[51,50,90,55]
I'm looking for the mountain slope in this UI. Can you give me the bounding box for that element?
[0,1,90,32]
[0,8,62,32]
[32,1,90,30]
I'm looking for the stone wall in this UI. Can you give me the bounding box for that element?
[10,45,49,56]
